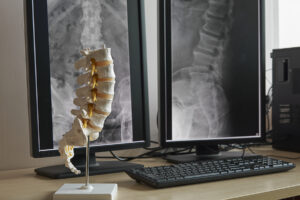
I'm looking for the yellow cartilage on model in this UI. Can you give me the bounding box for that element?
[96,60,112,67]
[97,92,113,100]
[92,74,98,88]
[90,58,97,76]
[58,46,115,174]
[91,88,98,102]
[88,103,94,117]
[82,118,89,128]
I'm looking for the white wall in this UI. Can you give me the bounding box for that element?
[264,0,300,92]
[265,0,279,92]
[0,0,158,170]
[278,0,300,48]
[0,0,61,170]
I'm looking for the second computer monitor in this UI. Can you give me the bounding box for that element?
[159,0,265,147]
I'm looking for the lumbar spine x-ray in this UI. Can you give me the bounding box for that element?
[59,46,115,174]
[49,1,133,146]
[172,0,233,139]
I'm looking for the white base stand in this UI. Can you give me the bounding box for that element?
[53,184,118,200]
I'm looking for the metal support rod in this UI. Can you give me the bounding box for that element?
[85,136,90,187]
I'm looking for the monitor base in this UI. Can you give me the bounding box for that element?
[35,152,144,179]
[35,161,144,179]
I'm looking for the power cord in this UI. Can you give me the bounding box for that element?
[241,148,246,159]
[247,146,300,160]
[96,147,164,161]
[95,146,194,161]
[109,148,162,161]
[96,142,272,162]
[222,143,268,158]
[266,85,273,138]
[235,144,300,160]
[265,154,300,160]
[143,140,160,150]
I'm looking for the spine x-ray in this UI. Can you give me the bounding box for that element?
[47,0,133,146]
[171,0,260,140]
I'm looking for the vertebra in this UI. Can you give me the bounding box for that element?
[193,0,233,69]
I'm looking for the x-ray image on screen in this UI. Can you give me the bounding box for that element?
[47,0,133,147]
[171,0,260,140]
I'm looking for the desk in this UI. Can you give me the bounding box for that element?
[1,146,300,200]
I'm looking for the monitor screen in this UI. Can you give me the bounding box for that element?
[27,0,149,157]
[160,0,264,144]
[47,0,133,148]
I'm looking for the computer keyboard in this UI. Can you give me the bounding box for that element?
[125,156,295,188]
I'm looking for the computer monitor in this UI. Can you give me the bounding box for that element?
[26,0,149,178]
[159,0,265,162]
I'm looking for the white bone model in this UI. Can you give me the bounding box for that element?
[59,46,115,174]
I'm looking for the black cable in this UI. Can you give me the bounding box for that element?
[241,148,246,159]
[226,144,244,150]
[109,147,164,161]
[247,146,256,155]
[96,146,194,161]
[223,144,268,158]
[110,151,129,161]
[95,154,163,159]
[267,85,273,97]
[161,147,194,156]
[247,146,300,160]
[101,143,278,162]
[143,140,160,151]
[265,154,300,160]
[266,85,273,133]
[96,147,164,160]
[226,144,246,158]
[143,147,193,158]
[100,142,272,162]
[144,146,160,151]
[222,142,271,153]
[266,112,270,133]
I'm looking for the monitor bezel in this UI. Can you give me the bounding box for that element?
[26,0,150,158]
[159,0,266,148]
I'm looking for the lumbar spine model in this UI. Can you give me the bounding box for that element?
[59,45,115,175]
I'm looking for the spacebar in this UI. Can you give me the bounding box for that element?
[185,173,220,179]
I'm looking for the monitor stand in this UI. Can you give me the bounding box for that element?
[35,152,143,179]
[164,145,258,164]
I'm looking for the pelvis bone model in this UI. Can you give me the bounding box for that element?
[59,46,115,174]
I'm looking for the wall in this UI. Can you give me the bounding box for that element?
[264,0,300,93]
[278,0,300,48]
[0,0,158,170]
[265,0,279,92]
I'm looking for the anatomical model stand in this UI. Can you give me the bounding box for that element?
[53,45,118,200]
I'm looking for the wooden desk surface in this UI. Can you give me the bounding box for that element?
[1,146,300,200]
